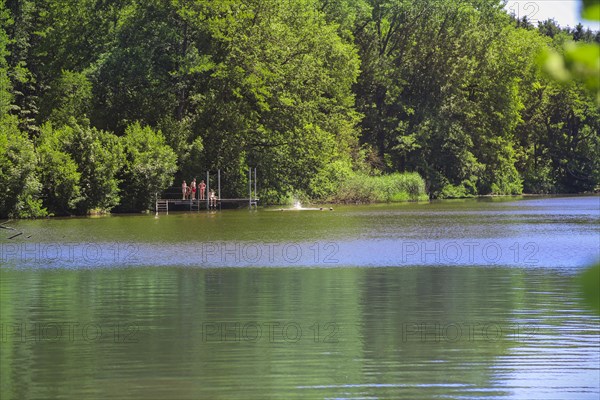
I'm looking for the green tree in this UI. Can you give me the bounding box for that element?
[192,0,360,199]
[41,70,92,127]
[542,83,599,192]
[0,115,45,218]
[517,26,599,193]
[119,122,177,212]
[91,0,198,133]
[62,123,123,214]
[353,0,521,196]
[1,0,599,214]
[4,0,46,133]
[35,123,81,215]
[0,0,12,117]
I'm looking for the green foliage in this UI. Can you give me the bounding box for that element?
[309,159,354,201]
[539,1,600,105]
[439,184,476,200]
[119,122,177,212]
[35,123,81,215]
[352,0,530,196]
[3,0,40,134]
[90,0,184,133]
[482,138,523,195]
[63,123,124,214]
[42,70,92,126]
[541,42,600,104]
[578,262,600,314]
[0,0,598,215]
[192,0,361,199]
[0,115,46,218]
[0,0,12,117]
[520,159,556,194]
[158,116,195,166]
[581,0,600,21]
[541,83,599,192]
[333,172,427,203]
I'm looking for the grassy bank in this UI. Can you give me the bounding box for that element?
[330,172,428,203]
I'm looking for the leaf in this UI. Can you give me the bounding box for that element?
[578,263,600,314]
[581,0,600,21]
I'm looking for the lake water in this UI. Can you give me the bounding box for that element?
[1,196,599,399]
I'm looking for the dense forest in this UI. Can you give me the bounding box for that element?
[1,0,599,217]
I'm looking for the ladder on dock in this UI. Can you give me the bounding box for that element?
[248,167,258,209]
[156,199,169,214]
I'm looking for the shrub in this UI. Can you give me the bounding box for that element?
[332,172,427,203]
[0,116,46,218]
[36,124,82,215]
[63,123,123,214]
[309,159,354,200]
[118,122,177,212]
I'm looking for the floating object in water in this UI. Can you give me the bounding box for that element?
[8,232,23,239]
[278,206,334,211]
[276,198,333,211]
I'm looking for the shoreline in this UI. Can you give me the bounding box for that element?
[1,193,598,221]
[320,192,599,206]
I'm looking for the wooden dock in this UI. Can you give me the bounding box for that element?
[157,167,259,213]
[155,198,259,213]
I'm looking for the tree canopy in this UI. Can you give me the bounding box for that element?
[1,0,598,217]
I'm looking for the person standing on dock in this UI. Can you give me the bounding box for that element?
[182,180,187,200]
[199,180,206,200]
[191,178,197,200]
[209,189,217,208]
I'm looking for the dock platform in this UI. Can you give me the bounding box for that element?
[158,167,259,213]
[155,198,259,213]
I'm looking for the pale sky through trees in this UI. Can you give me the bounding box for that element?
[505,0,600,30]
